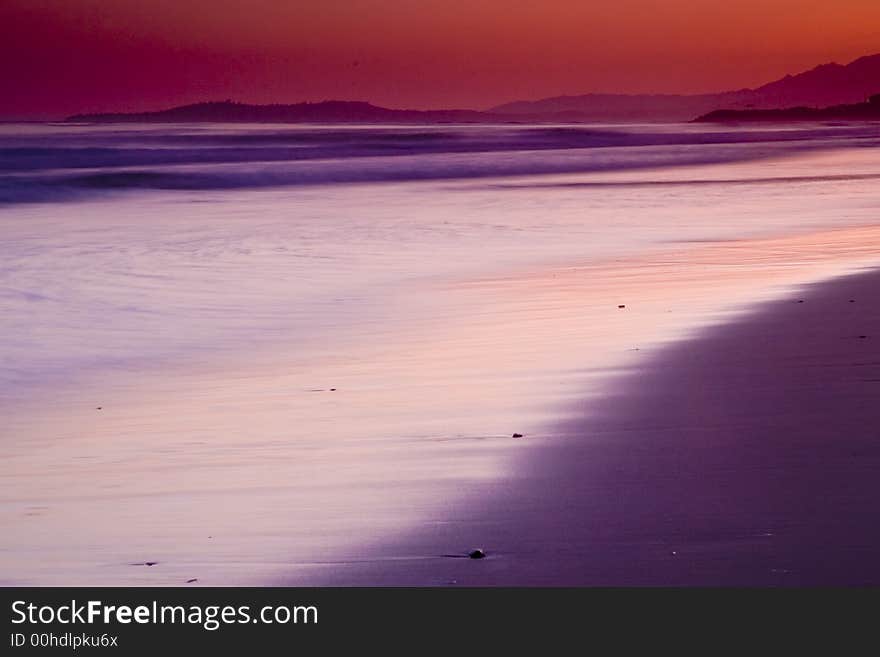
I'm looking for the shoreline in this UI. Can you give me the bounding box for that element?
[4,143,880,586]
[303,266,880,585]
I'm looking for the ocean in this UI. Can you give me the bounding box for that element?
[2,121,880,584]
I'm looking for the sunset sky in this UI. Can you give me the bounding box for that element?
[2,0,879,119]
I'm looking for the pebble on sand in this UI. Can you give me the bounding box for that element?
[186,578,198,584]
[618,304,626,309]
[469,549,486,559]
[512,433,523,438]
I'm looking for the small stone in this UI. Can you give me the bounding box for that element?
[330,388,337,391]
[859,335,868,339]
[797,300,804,304]
[186,578,198,584]
[512,433,523,438]
[849,300,856,303]
[618,304,626,309]
[145,561,157,566]
[468,549,486,559]
[96,407,102,410]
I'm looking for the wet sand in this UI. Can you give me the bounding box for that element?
[310,267,880,586]
[5,145,880,586]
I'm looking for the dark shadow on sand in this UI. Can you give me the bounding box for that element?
[296,268,880,586]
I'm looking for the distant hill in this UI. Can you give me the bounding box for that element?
[490,53,880,122]
[745,54,880,108]
[694,94,880,123]
[67,100,510,124]
[67,53,880,124]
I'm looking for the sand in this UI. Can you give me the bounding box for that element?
[307,267,880,585]
[5,144,880,586]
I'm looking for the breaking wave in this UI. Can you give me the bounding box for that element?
[1,122,878,204]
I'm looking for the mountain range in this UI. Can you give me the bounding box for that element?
[489,53,880,121]
[68,53,880,124]
[695,94,880,122]
[68,100,496,124]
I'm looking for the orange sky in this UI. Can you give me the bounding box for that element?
[1,0,878,118]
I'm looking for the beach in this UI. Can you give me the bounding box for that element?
[2,123,880,586]
[308,267,880,585]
